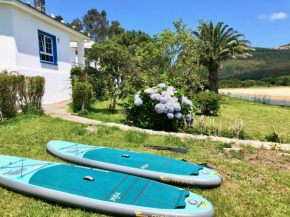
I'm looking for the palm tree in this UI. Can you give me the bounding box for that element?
[194,21,254,93]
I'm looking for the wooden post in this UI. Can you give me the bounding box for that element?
[272,125,281,143]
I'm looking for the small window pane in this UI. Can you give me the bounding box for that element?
[39,34,44,52]
[45,37,51,44]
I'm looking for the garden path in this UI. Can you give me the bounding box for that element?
[43,101,290,151]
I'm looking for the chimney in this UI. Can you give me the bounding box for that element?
[34,0,45,13]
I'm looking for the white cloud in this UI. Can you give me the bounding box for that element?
[258,12,288,21]
[269,12,288,21]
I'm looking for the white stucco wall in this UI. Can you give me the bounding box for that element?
[12,6,73,104]
[0,4,17,72]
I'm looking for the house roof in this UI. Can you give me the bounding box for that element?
[0,0,89,41]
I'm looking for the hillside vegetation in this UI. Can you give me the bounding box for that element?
[219,48,290,80]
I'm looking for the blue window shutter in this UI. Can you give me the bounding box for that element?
[52,36,58,65]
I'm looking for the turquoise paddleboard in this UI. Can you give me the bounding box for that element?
[0,155,214,217]
[47,140,222,187]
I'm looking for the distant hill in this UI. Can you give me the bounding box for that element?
[219,47,290,80]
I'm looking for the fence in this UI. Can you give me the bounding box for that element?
[222,92,290,106]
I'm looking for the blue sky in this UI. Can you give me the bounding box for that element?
[40,0,289,48]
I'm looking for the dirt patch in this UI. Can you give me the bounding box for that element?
[244,149,290,173]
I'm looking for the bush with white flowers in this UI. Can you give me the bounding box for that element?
[125,83,195,131]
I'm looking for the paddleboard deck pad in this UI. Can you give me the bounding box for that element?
[47,140,222,187]
[0,155,214,217]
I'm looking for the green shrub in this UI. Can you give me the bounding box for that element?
[22,76,45,110]
[0,73,21,119]
[72,82,93,112]
[0,73,45,120]
[85,67,109,101]
[70,66,109,101]
[70,67,85,79]
[22,102,44,115]
[124,84,195,131]
[194,91,222,116]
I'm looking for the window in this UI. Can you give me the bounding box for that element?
[38,30,57,65]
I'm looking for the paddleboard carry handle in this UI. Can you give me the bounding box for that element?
[121,154,130,158]
[83,176,94,181]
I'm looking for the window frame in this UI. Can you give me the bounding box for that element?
[38,30,58,65]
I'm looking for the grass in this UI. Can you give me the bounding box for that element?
[197,97,290,142]
[76,100,126,123]
[0,114,290,216]
[75,97,290,143]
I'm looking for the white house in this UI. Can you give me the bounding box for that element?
[0,0,90,104]
[70,41,97,68]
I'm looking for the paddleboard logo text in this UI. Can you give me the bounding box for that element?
[135,211,148,217]
[160,176,170,182]
[135,211,178,217]
[172,179,194,185]
[141,164,149,169]
[110,192,121,201]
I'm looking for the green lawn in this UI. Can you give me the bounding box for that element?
[0,114,290,216]
[196,97,290,142]
[77,100,126,123]
[78,97,290,143]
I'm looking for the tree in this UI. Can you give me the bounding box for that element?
[86,39,135,110]
[193,20,253,93]
[108,20,125,39]
[83,9,109,42]
[70,18,84,31]
[55,15,63,22]
[155,19,206,97]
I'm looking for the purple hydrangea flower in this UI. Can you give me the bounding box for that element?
[134,98,143,106]
[165,95,172,100]
[160,97,167,104]
[163,105,169,114]
[135,94,141,100]
[174,102,181,112]
[181,96,187,104]
[183,99,193,106]
[155,94,161,101]
[168,106,175,113]
[167,86,175,92]
[175,112,182,119]
[153,89,159,94]
[155,103,165,114]
[158,83,166,89]
[150,94,156,100]
[167,113,174,119]
[161,91,170,97]
[145,88,154,94]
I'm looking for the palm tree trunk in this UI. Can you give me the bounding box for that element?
[208,70,219,94]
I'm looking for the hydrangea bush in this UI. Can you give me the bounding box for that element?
[125,83,195,131]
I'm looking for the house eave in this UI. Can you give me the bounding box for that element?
[0,0,89,41]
